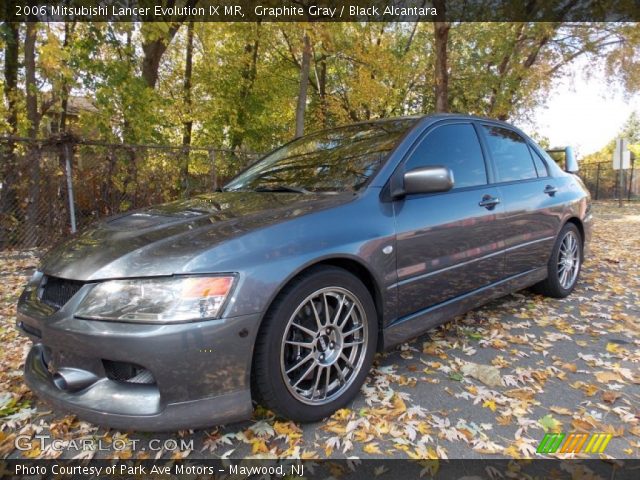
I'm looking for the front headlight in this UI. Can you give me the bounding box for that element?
[75,276,235,323]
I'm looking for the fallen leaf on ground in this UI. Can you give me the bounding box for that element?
[595,371,624,383]
[538,414,562,433]
[550,406,573,416]
[461,362,502,387]
[483,400,497,412]
[602,391,621,404]
[364,442,382,455]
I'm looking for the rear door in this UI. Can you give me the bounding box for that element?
[393,121,506,317]
[478,124,562,277]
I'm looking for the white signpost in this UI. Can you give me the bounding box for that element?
[613,138,631,207]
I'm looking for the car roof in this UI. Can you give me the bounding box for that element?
[314,113,520,131]
[416,113,534,139]
[323,114,533,144]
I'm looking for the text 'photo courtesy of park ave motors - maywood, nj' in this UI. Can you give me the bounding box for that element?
[15,462,305,477]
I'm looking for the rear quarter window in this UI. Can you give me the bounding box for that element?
[530,146,549,177]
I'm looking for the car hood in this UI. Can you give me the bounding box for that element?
[40,191,352,281]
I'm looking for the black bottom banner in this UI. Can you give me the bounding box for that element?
[2,458,640,479]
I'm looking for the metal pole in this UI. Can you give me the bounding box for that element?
[209,149,218,190]
[619,142,624,208]
[629,161,635,202]
[182,146,190,198]
[64,142,77,233]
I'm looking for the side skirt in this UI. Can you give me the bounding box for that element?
[381,267,547,350]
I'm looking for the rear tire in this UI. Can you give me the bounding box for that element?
[252,266,377,422]
[533,223,582,298]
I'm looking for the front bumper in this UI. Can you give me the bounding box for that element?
[17,285,260,431]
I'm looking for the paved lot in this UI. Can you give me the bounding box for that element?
[1,201,639,460]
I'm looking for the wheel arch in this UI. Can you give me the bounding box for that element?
[564,216,585,259]
[315,258,384,346]
[256,255,386,352]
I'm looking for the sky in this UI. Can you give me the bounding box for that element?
[522,57,640,157]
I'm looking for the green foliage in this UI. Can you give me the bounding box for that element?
[620,111,640,144]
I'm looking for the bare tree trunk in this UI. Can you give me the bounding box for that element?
[316,56,328,127]
[57,21,75,236]
[25,22,40,246]
[141,21,183,88]
[123,27,138,204]
[140,0,193,88]
[25,23,38,137]
[3,22,19,136]
[231,23,261,150]
[433,0,450,113]
[181,21,194,194]
[59,21,76,134]
[141,34,178,88]
[295,32,312,138]
[283,27,328,128]
[1,21,21,247]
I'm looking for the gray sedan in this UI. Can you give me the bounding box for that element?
[17,115,591,431]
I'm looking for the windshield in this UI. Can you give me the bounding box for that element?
[225,118,418,193]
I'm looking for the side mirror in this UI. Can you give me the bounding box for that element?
[392,166,454,198]
[546,146,579,173]
[564,146,578,173]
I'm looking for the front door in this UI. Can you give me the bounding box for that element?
[393,122,507,318]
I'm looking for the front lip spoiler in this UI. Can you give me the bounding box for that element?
[24,344,253,432]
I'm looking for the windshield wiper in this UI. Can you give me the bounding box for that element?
[253,185,310,194]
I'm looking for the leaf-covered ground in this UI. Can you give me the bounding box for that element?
[1,201,639,460]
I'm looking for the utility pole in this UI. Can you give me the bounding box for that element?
[613,138,630,208]
[619,146,624,208]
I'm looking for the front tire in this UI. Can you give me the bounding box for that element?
[252,266,377,422]
[533,223,583,298]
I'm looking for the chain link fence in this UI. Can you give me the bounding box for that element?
[579,160,638,201]
[0,136,260,251]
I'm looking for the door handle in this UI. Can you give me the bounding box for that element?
[544,185,558,196]
[479,195,500,210]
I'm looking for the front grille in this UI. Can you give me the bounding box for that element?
[103,360,156,385]
[39,276,84,310]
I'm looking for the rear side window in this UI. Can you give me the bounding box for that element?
[530,147,549,177]
[482,125,538,182]
[405,123,487,189]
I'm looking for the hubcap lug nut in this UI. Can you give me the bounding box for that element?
[320,354,325,360]
[326,328,331,334]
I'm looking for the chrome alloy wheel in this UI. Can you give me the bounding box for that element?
[557,230,580,289]
[280,287,368,405]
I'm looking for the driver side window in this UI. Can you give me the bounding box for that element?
[405,123,487,189]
